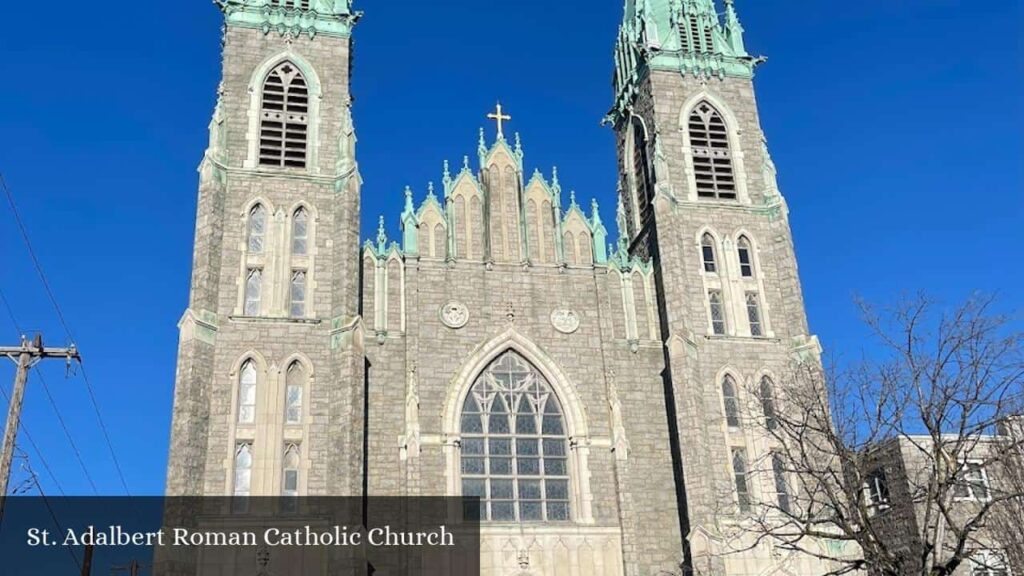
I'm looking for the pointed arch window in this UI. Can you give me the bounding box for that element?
[234,442,253,497]
[259,62,309,169]
[732,449,751,512]
[689,102,736,200]
[244,268,263,317]
[722,375,741,429]
[737,236,754,277]
[282,443,301,497]
[759,376,778,431]
[630,119,655,228]
[285,362,305,425]
[708,290,726,335]
[701,233,718,273]
[460,350,571,523]
[248,204,267,253]
[746,292,764,337]
[290,270,307,318]
[772,453,791,514]
[238,360,258,424]
[292,208,309,255]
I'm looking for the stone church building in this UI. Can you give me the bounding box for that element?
[166,1,854,574]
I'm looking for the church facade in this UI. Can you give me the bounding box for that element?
[166,1,853,574]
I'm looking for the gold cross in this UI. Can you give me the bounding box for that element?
[487,102,512,139]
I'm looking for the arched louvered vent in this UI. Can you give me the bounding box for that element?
[259,62,309,169]
[689,102,736,200]
[269,0,311,9]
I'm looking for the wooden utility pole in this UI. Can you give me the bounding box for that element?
[81,544,94,576]
[111,559,148,576]
[0,334,80,519]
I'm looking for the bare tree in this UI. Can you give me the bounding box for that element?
[989,414,1024,570]
[726,295,1023,576]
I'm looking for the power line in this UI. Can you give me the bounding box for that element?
[33,367,100,495]
[0,378,66,497]
[1,173,133,497]
[16,453,82,572]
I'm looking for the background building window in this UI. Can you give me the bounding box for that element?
[701,233,718,273]
[460,350,571,523]
[954,462,991,501]
[722,375,741,429]
[689,102,736,200]
[285,362,305,425]
[259,62,309,169]
[865,468,891,512]
[244,268,263,316]
[238,360,258,424]
[709,290,726,335]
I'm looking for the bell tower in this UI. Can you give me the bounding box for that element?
[608,0,827,572]
[166,0,366,498]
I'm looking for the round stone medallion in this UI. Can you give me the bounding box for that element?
[551,309,581,334]
[440,301,470,329]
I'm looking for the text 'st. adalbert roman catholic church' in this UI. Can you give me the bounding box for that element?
[166,1,852,574]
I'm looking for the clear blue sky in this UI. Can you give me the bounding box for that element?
[0,1,1021,496]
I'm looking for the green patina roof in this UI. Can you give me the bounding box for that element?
[218,0,361,39]
[609,0,763,124]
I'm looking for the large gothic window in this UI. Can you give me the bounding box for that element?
[630,119,655,229]
[238,360,258,424]
[460,350,571,523]
[259,62,309,169]
[689,102,736,200]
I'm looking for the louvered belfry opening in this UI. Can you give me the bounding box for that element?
[632,120,655,227]
[259,62,310,169]
[690,102,736,200]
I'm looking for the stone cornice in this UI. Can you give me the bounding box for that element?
[217,0,362,40]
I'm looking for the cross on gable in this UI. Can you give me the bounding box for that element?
[487,102,512,140]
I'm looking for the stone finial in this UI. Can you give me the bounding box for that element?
[591,199,603,226]
[427,181,437,201]
[514,132,523,158]
[403,186,414,212]
[569,190,578,208]
[478,127,487,157]
[462,155,471,173]
[442,159,451,184]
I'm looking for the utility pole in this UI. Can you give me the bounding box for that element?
[81,544,94,576]
[0,334,80,519]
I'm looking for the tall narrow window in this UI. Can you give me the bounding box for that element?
[290,270,307,318]
[865,468,890,511]
[722,375,741,428]
[259,62,309,169]
[732,449,751,512]
[709,290,726,335]
[248,204,266,253]
[244,268,263,316]
[234,442,253,497]
[283,443,301,497]
[292,207,309,255]
[701,233,718,273]
[772,453,791,514]
[689,102,736,200]
[631,120,654,228]
[238,360,257,424]
[746,292,764,337]
[460,350,571,523]
[760,377,778,431]
[285,362,305,425]
[737,236,754,277]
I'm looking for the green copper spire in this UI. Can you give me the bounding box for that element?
[217,0,362,39]
[401,186,419,255]
[375,215,388,255]
[590,199,609,264]
[609,0,762,124]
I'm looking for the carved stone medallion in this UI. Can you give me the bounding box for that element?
[550,309,580,334]
[440,301,470,329]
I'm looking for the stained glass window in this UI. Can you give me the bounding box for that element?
[460,350,571,522]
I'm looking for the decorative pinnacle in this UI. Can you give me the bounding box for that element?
[514,132,523,157]
[569,190,578,208]
[376,215,387,251]
[427,181,437,200]
[442,160,451,183]
[552,166,561,189]
[591,199,603,226]
[402,186,415,213]
[478,127,487,153]
[462,155,471,172]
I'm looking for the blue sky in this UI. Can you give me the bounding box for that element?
[0,1,1021,497]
